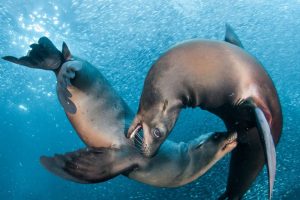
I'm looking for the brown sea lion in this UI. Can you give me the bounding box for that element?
[127,24,282,199]
[2,37,237,188]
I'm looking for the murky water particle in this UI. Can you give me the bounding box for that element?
[18,104,28,111]
[33,24,45,32]
[29,14,35,21]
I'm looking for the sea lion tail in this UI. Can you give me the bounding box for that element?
[2,37,64,71]
[40,147,138,183]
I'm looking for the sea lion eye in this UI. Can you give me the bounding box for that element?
[152,128,162,139]
[214,134,219,140]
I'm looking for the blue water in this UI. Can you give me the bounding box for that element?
[0,0,299,199]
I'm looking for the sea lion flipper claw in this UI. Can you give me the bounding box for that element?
[40,147,138,184]
[254,107,276,200]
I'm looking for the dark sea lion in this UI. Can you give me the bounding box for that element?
[3,37,130,149]
[41,131,237,187]
[127,24,283,199]
[2,37,237,188]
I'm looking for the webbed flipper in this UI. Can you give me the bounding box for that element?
[56,60,83,114]
[230,98,276,199]
[254,107,276,199]
[2,37,63,70]
[224,23,244,48]
[40,147,138,184]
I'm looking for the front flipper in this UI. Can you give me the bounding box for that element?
[56,60,83,114]
[254,107,276,199]
[224,23,244,48]
[228,98,276,199]
[2,37,63,70]
[40,147,138,184]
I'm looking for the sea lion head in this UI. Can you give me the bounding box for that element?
[127,95,180,157]
[189,131,238,166]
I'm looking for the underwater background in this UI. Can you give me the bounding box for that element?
[0,0,299,199]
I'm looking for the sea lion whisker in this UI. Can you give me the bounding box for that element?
[134,131,142,139]
[134,131,144,143]
[135,133,144,142]
[126,139,141,149]
[124,137,144,153]
[134,138,144,147]
[126,141,136,148]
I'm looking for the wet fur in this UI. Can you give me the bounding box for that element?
[129,25,282,199]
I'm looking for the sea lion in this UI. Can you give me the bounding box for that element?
[3,37,130,149]
[41,131,237,187]
[127,24,283,199]
[2,37,237,188]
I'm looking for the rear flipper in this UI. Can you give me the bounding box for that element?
[243,98,276,199]
[40,147,139,184]
[2,37,63,70]
[222,98,276,199]
[219,128,266,200]
[254,107,276,199]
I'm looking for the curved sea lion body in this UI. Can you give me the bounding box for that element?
[2,37,237,188]
[127,25,282,198]
[53,45,238,188]
[57,57,130,148]
[41,130,236,187]
[135,39,281,140]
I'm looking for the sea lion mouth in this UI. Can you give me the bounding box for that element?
[222,132,238,151]
[128,124,145,151]
[128,124,142,139]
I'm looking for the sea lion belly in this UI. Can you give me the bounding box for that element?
[57,60,128,148]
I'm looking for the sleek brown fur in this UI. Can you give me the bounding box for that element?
[127,25,282,199]
[2,36,238,190]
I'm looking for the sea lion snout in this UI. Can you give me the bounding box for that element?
[222,132,238,151]
[128,100,180,157]
[128,121,159,158]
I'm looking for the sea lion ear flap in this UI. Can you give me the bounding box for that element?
[224,23,244,48]
[62,42,72,60]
